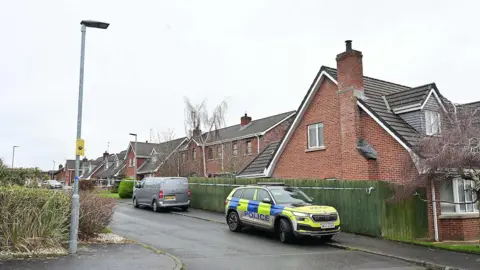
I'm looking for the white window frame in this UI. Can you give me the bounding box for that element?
[307,123,325,149]
[129,158,132,167]
[441,178,478,214]
[425,111,441,135]
[232,142,238,157]
[246,141,252,155]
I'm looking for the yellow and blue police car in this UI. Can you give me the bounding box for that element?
[225,183,340,243]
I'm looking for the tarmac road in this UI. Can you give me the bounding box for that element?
[112,202,424,270]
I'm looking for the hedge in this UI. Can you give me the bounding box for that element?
[118,180,135,199]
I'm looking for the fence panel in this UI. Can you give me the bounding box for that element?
[187,177,428,239]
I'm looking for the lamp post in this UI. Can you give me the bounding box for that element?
[129,133,137,180]
[69,20,109,255]
[52,160,56,179]
[12,146,19,168]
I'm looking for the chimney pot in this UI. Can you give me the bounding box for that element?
[241,113,252,127]
[345,40,352,51]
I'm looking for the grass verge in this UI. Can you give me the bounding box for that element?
[96,189,120,199]
[386,237,480,255]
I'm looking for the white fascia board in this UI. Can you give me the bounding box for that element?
[266,71,336,177]
[392,103,422,114]
[420,89,448,113]
[205,133,262,146]
[260,112,297,136]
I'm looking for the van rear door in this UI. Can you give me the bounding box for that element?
[161,178,189,204]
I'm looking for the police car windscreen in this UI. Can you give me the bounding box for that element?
[270,187,311,204]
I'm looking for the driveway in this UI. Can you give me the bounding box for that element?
[112,202,423,270]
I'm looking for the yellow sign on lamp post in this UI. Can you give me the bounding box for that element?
[76,139,85,156]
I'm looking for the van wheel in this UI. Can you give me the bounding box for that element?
[180,206,189,211]
[152,200,161,212]
[227,211,242,232]
[279,219,294,243]
[133,197,139,208]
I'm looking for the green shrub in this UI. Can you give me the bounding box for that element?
[0,186,71,252]
[79,192,115,239]
[118,181,135,199]
[111,181,120,193]
[79,180,95,191]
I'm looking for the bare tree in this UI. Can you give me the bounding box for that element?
[184,97,228,177]
[401,103,480,240]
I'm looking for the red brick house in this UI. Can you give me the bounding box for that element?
[180,111,295,177]
[239,40,478,241]
[56,160,76,185]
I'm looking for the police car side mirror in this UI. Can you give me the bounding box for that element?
[135,183,141,188]
[262,198,272,204]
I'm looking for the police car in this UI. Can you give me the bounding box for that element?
[225,183,340,243]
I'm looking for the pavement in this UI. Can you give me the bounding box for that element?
[112,201,425,270]
[0,244,181,270]
[168,207,480,270]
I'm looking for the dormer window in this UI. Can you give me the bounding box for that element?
[152,155,157,163]
[425,111,441,135]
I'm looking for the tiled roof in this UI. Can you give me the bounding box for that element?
[137,137,186,174]
[385,84,434,109]
[65,160,76,170]
[322,67,421,146]
[237,141,280,177]
[117,150,127,160]
[129,141,161,157]
[96,159,125,179]
[200,111,295,144]
[81,163,103,179]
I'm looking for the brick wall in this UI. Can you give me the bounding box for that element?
[427,181,479,241]
[273,79,342,179]
[124,149,147,179]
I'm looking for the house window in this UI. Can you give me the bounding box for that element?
[425,111,441,135]
[307,123,324,149]
[246,141,252,155]
[182,152,186,164]
[217,146,222,159]
[152,155,157,163]
[207,147,214,160]
[440,178,478,214]
[192,148,196,160]
[129,158,132,167]
[232,142,238,156]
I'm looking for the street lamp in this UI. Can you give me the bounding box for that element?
[11,146,19,168]
[52,160,56,179]
[69,19,109,255]
[129,133,137,180]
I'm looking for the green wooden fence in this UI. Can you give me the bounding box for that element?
[188,177,429,240]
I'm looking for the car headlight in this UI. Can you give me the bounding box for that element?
[292,212,309,217]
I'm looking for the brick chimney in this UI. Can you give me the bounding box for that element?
[103,151,109,161]
[241,113,252,127]
[336,40,368,180]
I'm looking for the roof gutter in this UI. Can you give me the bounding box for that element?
[236,173,267,179]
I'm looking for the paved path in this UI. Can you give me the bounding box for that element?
[112,201,422,270]
[0,244,178,270]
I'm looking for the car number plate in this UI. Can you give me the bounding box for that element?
[321,223,335,229]
[165,195,176,201]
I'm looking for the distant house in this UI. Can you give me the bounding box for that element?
[137,137,187,179]
[56,160,76,185]
[80,150,127,184]
[181,111,295,177]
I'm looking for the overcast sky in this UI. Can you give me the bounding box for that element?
[1,0,478,170]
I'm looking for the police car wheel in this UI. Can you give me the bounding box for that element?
[279,219,294,243]
[227,211,241,232]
